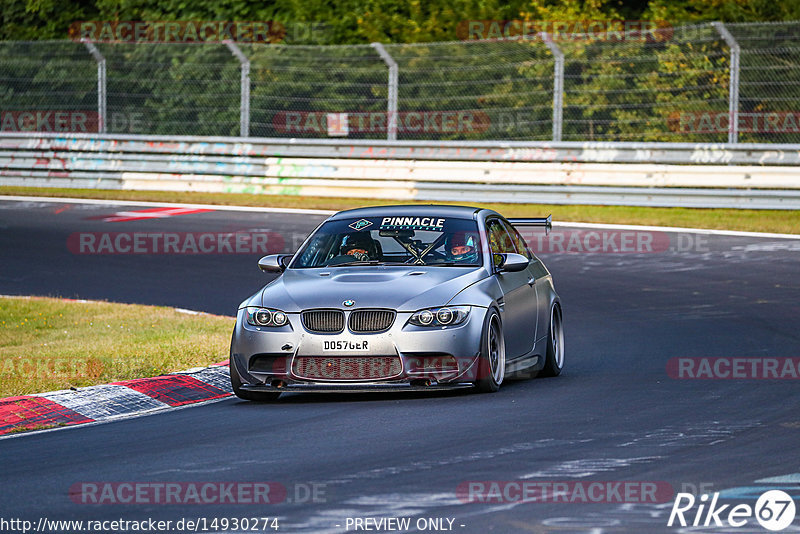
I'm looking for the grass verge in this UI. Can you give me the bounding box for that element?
[0,296,232,398]
[2,186,799,235]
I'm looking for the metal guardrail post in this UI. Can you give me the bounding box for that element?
[82,40,107,134]
[224,41,250,137]
[541,33,564,142]
[371,43,399,141]
[712,22,741,144]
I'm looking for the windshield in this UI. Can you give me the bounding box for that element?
[291,215,483,268]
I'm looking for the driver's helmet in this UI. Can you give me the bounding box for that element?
[340,232,375,261]
[444,232,478,263]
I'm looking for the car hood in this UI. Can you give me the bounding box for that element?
[257,266,488,312]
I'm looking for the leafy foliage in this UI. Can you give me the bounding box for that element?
[2,1,799,142]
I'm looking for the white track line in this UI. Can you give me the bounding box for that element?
[554,221,800,239]
[0,295,235,319]
[2,194,798,239]
[0,194,336,215]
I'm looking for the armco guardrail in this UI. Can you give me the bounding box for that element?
[3,133,800,164]
[1,133,800,209]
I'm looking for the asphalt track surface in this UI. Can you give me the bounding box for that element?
[1,198,799,534]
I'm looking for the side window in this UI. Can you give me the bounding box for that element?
[486,219,516,267]
[486,220,508,254]
[503,221,532,259]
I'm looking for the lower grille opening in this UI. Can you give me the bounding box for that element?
[292,356,402,380]
[405,353,459,374]
[249,354,289,374]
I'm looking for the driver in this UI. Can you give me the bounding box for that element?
[340,233,376,261]
[444,232,478,263]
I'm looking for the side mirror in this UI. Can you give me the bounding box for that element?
[496,253,529,272]
[258,254,291,273]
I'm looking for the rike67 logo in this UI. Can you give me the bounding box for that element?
[668,490,796,531]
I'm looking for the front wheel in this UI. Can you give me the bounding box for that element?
[476,309,506,393]
[541,303,564,377]
[230,354,281,402]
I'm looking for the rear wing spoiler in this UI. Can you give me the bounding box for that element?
[507,215,552,235]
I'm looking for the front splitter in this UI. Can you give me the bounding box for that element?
[240,382,475,394]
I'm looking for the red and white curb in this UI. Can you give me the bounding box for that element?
[0,296,235,438]
[86,206,215,223]
[0,362,233,437]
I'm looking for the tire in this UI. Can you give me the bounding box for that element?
[476,309,506,393]
[230,354,281,402]
[541,303,564,377]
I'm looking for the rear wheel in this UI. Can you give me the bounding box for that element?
[230,354,281,401]
[541,303,564,377]
[476,310,505,393]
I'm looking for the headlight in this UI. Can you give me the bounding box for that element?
[246,306,289,327]
[409,306,470,327]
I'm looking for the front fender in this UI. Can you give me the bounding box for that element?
[446,274,502,309]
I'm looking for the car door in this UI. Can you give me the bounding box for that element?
[486,218,537,359]
[506,222,547,345]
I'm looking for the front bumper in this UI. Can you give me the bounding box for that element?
[230,307,485,389]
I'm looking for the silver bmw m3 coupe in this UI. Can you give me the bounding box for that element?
[230,205,563,400]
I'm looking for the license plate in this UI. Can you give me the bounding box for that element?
[323,339,370,352]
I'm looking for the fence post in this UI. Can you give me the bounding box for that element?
[712,22,740,144]
[224,41,250,137]
[541,32,564,142]
[82,40,106,134]
[371,42,399,141]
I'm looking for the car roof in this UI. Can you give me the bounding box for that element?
[329,204,487,220]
